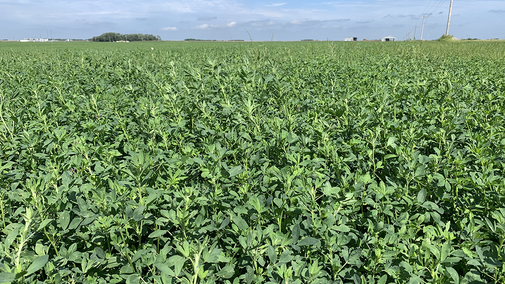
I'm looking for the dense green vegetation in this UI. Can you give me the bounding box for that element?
[437,35,455,42]
[91,33,160,42]
[0,41,504,283]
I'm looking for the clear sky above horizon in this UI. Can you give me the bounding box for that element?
[1,0,504,41]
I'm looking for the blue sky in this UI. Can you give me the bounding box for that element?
[1,0,504,41]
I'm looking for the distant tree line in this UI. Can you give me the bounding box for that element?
[184,39,245,42]
[91,33,161,42]
[184,38,218,42]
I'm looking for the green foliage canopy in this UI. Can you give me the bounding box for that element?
[91,32,160,42]
[0,41,504,283]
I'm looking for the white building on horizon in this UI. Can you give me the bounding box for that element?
[344,37,358,42]
[19,38,49,42]
[382,36,396,42]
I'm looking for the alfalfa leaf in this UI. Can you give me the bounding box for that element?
[445,266,459,284]
[148,230,167,238]
[334,224,351,232]
[228,165,243,178]
[155,263,175,277]
[37,219,53,231]
[232,215,249,231]
[417,188,427,204]
[267,245,277,264]
[298,237,320,246]
[217,264,235,279]
[26,255,49,276]
[0,272,16,283]
[292,223,301,242]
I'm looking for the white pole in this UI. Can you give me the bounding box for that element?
[421,16,425,40]
[420,15,429,40]
[445,0,454,36]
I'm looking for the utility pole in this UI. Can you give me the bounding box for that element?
[445,0,454,35]
[414,25,417,40]
[420,14,429,40]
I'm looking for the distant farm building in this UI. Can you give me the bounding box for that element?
[344,37,358,42]
[19,38,49,42]
[382,36,396,42]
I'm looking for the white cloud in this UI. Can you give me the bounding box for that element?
[266,3,286,7]
[158,0,247,14]
[198,16,218,21]
[248,20,278,27]
[286,18,350,26]
[290,20,305,25]
[86,21,115,26]
[191,21,237,29]
[162,26,178,31]
[193,23,209,29]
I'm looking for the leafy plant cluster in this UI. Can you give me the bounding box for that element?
[91,33,161,42]
[437,35,455,42]
[0,41,504,283]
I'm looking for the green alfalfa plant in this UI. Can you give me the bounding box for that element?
[0,208,49,283]
[245,29,253,42]
[1,40,505,283]
[0,93,14,141]
[437,34,455,41]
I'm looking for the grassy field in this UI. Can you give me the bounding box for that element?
[0,41,505,283]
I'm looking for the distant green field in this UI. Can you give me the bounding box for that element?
[0,41,504,283]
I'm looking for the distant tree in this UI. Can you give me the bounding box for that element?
[91,33,160,42]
